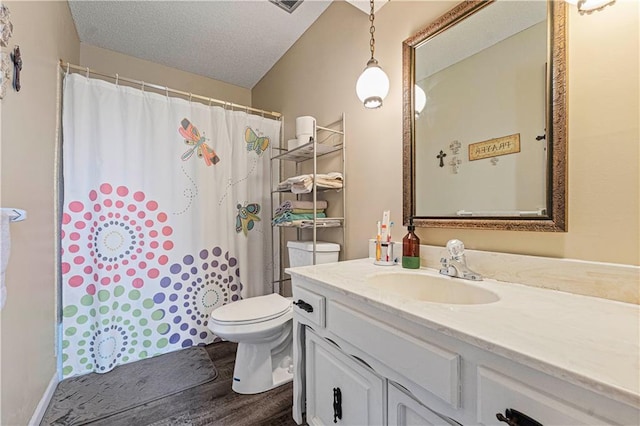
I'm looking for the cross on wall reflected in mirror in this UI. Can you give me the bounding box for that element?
[436,150,447,168]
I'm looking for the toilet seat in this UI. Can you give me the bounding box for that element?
[209,293,291,326]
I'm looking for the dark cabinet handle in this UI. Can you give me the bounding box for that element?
[333,387,342,423]
[496,408,543,426]
[293,299,313,313]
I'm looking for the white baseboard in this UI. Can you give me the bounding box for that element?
[28,373,58,426]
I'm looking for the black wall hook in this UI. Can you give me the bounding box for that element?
[10,45,21,91]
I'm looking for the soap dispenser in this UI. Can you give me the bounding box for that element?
[402,218,420,269]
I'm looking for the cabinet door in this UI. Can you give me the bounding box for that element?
[388,383,459,426]
[305,329,385,426]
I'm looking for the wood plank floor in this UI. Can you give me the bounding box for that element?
[60,342,298,426]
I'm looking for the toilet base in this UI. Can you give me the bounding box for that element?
[231,339,293,394]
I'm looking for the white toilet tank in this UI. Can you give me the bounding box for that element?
[287,241,340,267]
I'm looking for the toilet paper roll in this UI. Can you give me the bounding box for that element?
[295,116,316,140]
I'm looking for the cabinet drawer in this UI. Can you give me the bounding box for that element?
[477,366,611,425]
[292,285,325,328]
[306,329,385,426]
[327,301,460,408]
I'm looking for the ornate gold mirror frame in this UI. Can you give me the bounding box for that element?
[402,0,567,231]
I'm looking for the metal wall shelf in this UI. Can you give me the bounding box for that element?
[272,187,343,194]
[272,140,343,163]
[273,218,344,229]
[270,113,346,294]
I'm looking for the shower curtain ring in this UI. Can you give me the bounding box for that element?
[85,67,89,78]
[209,98,212,107]
[65,62,69,75]
[188,93,192,102]
[141,81,145,92]
[165,87,169,100]
[115,73,119,86]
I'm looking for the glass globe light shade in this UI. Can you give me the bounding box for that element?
[356,59,390,109]
[414,84,427,118]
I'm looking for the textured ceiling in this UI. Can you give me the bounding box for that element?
[68,0,337,89]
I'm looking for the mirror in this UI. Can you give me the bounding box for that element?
[402,0,567,231]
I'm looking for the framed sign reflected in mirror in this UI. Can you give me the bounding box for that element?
[402,0,567,231]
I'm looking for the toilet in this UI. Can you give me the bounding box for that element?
[208,293,294,394]
[208,240,340,394]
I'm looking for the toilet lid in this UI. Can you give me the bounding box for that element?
[209,293,291,324]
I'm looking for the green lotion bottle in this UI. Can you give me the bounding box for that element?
[402,218,420,269]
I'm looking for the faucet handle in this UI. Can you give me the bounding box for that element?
[462,272,483,281]
[446,239,465,258]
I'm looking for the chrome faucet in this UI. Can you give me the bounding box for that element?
[439,239,483,281]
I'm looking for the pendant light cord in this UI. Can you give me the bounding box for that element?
[369,0,376,60]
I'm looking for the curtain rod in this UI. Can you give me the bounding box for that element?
[59,60,282,119]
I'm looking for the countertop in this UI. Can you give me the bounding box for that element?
[286,258,640,408]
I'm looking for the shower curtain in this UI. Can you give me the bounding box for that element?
[60,74,279,378]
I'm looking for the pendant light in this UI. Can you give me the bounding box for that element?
[356,0,389,109]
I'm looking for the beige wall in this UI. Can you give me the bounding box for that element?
[0,1,80,424]
[80,44,251,106]
[252,0,639,266]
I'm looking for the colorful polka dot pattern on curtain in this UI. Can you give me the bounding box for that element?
[159,248,242,348]
[61,185,243,377]
[61,74,280,378]
[61,284,171,376]
[61,184,178,377]
[61,184,173,296]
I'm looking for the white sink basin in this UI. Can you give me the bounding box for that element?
[367,271,500,305]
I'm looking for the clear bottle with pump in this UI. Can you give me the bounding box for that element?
[402,218,420,269]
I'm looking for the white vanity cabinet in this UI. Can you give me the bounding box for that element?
[290,265,640,426]
[305,329,385,425]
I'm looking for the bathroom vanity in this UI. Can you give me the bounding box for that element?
[288,259,640,425]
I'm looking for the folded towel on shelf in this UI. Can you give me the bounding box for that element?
[277,181,292,191]
[277,173,343,194]
[291,208,322,214]
[274,199,328,216]
[272,212,327,225]
[292,173,343,194]
[285,173,342,185]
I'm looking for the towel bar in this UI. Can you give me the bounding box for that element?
[0,208,26,222]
